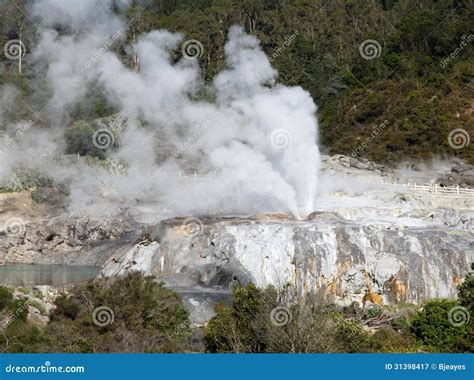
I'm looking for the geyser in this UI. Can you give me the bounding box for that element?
[0,0,321,219]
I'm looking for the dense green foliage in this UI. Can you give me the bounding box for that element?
[0,270,473,353]
[0,286,13,312]
[411,267,474,352]
[0,273,191,353]
[1,0,472,164]
[410,300,470,352]
[205,274,473,353]
[204,284,422,353]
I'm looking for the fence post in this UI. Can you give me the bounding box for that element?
[456,185,459,194]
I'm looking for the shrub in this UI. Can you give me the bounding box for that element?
[334,319,369,353]
[46,272,191,353]
[64,120,106,158]
[0,286,13,312]
[0,168,52,192]
[410,300,469,352]
[458,266,474,315]
[203,303,237,353]
[369,327,418,353]
[392,315,410,331]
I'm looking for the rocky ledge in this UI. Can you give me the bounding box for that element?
[102,212,473,308]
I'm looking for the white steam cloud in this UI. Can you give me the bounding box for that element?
[0,1,321,219]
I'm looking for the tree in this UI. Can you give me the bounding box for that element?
[411,299,470,352]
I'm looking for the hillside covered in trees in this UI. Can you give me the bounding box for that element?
[0,0,472,165]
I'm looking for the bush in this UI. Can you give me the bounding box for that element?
[0,324,49,353]
[46,272,191,353]
[64,120,106,159]
[458,266,474,315]
[0,286,13,312]
[0,168,53,192]
[392,315,410,331]
[334,320,369,353]
[203,303,237,353]
[410,300,469,352]
[369,327,418,353]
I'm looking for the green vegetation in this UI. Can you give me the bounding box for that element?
[0,285,13,311]
[205,268,473,353]
[0,270,472,353]
[0,273,191,353]
[64,120,106,158]
[204,284,420,353]
[0,0,472,164]
[0,168,53,193]
[410,299,469,352]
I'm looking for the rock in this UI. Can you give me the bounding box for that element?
[0,211,135,265]
[436,163,474,188]
[306,211,344,222]
[27,305,49,327]
[323,154,390,175]
[102,214,472,308]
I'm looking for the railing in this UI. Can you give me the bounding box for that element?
[383,181,474,196]
[178,171,218,180]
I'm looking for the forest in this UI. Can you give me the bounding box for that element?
[0,0,472,165]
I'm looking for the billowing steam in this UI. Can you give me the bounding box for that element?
[0,0,320,219]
